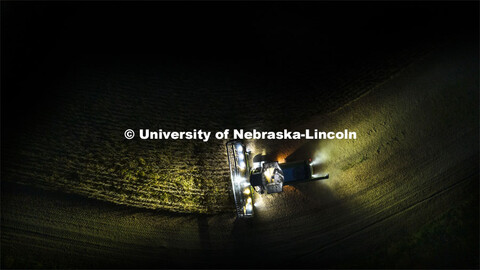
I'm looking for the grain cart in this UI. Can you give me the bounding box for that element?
[226,140,329,218]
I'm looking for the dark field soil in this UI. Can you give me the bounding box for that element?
[1,2,478,267]
[2,42,478,268]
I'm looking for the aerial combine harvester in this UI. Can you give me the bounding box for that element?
[226,140,329,218]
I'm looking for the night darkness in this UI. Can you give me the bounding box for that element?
[1,2,479,269]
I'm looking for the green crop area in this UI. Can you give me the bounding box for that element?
[6,125,233,213]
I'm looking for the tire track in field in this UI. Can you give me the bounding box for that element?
[297,167,477,261]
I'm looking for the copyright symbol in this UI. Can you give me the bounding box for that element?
[124,129,135,139]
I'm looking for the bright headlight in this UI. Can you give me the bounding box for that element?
[246,202,253,212]
[239,161,246,169]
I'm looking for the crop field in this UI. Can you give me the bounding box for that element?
[2,42,478,268]
[2,43,426,214]
[2,3,478,268]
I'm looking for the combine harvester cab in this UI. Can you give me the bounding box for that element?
[226,140,329,218]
